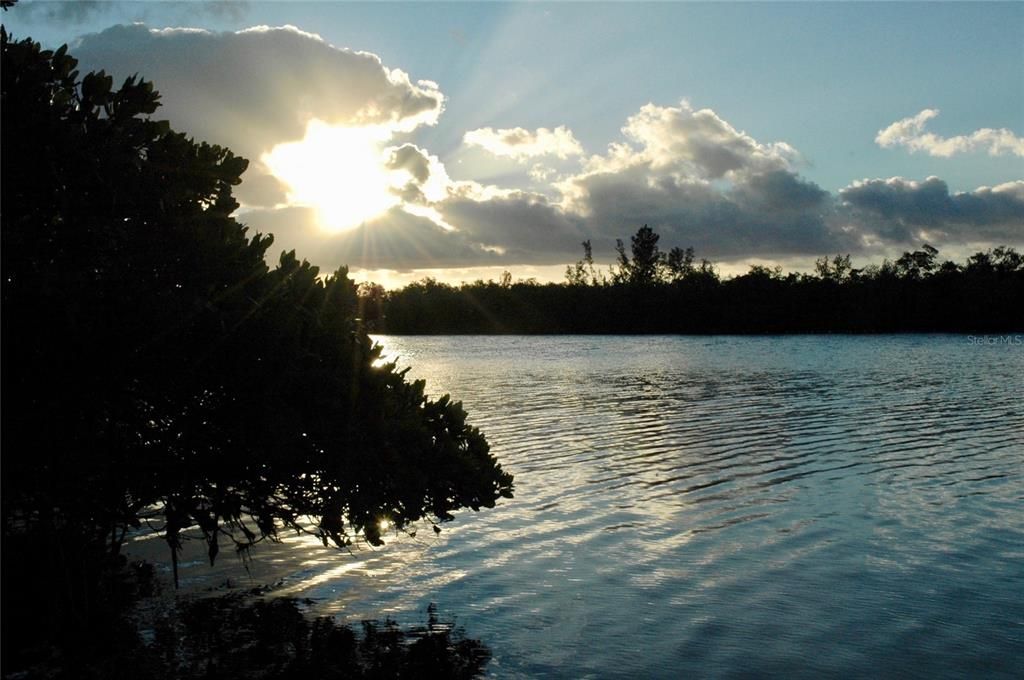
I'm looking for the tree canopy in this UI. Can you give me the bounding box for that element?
[0,27,513,600]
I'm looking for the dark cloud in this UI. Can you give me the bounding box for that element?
[439,192,586,262]
[240,206,499,272]
[552,162,849,259]
[238,170,1019,272]
[839,177,1024,243]
[387,144,431,183]
[233,168,290,208]
[735,169,830,214]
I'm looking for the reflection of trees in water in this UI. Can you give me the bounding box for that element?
[157,584,491,679]
[7,561,487,675]
[13,561,491,679]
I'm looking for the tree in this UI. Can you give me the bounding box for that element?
[814,254,853,282]
[565,240,604,286]
[665,246,696,282]
[613,225,664,285]
[1,28,512,610]
[356,281,387,329]
[894,244,939,279]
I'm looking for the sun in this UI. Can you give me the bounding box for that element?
[263,120,400,232]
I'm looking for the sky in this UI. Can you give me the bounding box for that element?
[5,1,1023,287]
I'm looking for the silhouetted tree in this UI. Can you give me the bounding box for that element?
[614,225,664,285]
[895,244,939,279]
[356,281,387,330]
[1,31,512,662]
[566,240,593,286]
[815,254,853,282]
[382,227,1022,334]
[666,246,696,282]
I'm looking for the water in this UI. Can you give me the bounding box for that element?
[133,335,1024,678]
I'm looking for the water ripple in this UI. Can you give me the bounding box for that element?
[131,336,1024,679]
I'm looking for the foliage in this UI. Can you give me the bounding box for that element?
[0,27,512,652]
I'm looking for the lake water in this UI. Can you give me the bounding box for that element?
[134,335,1024,678]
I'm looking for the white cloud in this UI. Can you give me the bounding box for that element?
[74,23,444,161]
[463,125,583,160]
[74,23,446,215]
[876,109,1024,157]
[529,164,556,182]
[607,100,800,179]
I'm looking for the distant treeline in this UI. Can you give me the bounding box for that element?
[363,226,1024,334]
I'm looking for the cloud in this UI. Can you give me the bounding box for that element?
[839,177,1024,243]
[530,100,847,259]
[606,100,799,179]
[559,166,847,258]
[529,164,556,182]
[463,125,583,160]
[73,24,443,162]
[233,165,291,208]
[429,101,1020,267]
[438,191,587,261]
[387,144,432,184]
[72,23,445,217]
[63,24,1018,274]
[876,109,1024,157]
[241,97,1017,273]
[383,143,451,204]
